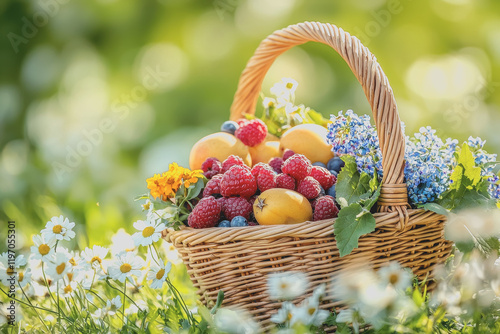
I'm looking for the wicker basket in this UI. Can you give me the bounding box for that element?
[163,21,452,327]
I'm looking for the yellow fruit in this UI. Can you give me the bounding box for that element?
[249,141,280,165]
[279,124,334,164]
[189,132,252,170]
[265,133,280,142]
[253,189,313,225]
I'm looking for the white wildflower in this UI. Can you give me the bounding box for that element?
[215,308,260,334]
[132,217,166,247]
[268,272,309,300]
[41,215,76,242]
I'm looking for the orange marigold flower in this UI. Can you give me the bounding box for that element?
[182,168,204,188]
[146,164,202,201]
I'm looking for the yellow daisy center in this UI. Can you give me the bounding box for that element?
[280,283,288,290]
[39,244,50,255]
[308,307,316,316]
[91,256,102,264]
[120,263,132,273]
[287,312,293,320]
[56,263,66,275]
[156,269,165,280]
[64,285,73,294]
[53,225,63,234]
[19,272,24,282]
[69,258,77,266]
[6,267,14,276]
[142,226,156,238]
[67,273,73,281]
[286,82,294,89]
[389,273,399,285]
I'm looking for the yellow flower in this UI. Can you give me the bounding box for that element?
[146,163,202,201]
[181,168,204,188]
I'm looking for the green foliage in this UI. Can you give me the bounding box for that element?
[334,155,381,257]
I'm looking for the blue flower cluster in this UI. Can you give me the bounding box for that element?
[404,127,456,204]
[327,111,500,205]
[326,110,383,178]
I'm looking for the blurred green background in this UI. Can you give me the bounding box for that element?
[1,0,500,249]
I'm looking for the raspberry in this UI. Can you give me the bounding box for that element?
[269,157,284,173]
[276,173,295,190]
[248,221,259,226]
[249,195,258,206]
[313,196,339,221]
[251,162,274,177]
[220,165,257,198]
[257,169,277,192]
[309,166,336,190]
[222,155,246,173]
[187,197,222,228]
[282,149,295,161]
[282,154,312,180]
[201,157,222,179]
[203,174,223,197]
[223,197,253,220]
[297,176,322,199]
[235,119,267,147]
[217,197,227,212]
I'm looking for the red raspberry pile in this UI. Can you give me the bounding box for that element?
[190,151,340,228]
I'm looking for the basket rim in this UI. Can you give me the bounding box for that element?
[163,209,446,246]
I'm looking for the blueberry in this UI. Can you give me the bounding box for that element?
[329,170,338,177]
[327,157,345,173]
[217,220,231,227]
[312,162,327,168]
[230,216,248,227]
[319,188,326,197]
[221,121,239,135]
[326,185,336,198]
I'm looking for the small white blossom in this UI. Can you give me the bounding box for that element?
[147,261,172,289]
[107,296,123,315]
[378,262,412,291]
[215,308,260,334]
[0,253,26,286]
[132,217,166,247]
[80,245,109,271]
[59,281,77,298]
[108,252,145,284]
[41,215,76,242]
[268,272,309,300]
[45,251,72,282]
[110,229,135,255]
[30,235,56,262]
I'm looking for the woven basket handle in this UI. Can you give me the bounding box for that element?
[230,21,409,226]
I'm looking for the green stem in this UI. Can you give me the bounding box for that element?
[150,244,162,266]
[18,283,51,332]
[0,286,59,315]
[41,262,57,305]
[166,279,196,325]
[122,280,127,325]
[105,280,141,310]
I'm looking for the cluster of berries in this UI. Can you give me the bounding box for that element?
[187,151,345,229]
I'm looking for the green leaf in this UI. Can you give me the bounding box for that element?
[420,203,450,216]
[336,155,373,208]
[334,203,376,257]
[210,290,225,314]
[134,193,149,201]
[186,178,205,200]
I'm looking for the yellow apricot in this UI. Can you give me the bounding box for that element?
[279,124,334,164]
[249,141,280,166]
[253,189,313,225]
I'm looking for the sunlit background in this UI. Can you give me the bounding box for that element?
[1,0,500,249]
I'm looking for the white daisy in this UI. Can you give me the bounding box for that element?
[106,296,122,315]
[45,251,71,282]
[335,308,362,334]
[108,252,145,284]
[80,245,109,271]
[110,229,135,255]
[262,97,277,109]
[294,294,329,327]
[30,235,56,262]
[378,262,413,291]
[161,242,181,264]
[270,301,296,324]
[270,78,298,99]
[59,281,77,298]
[132,217,166,247]
[0,253,26,286]
[41,215,76,242]
[267,272,309,300]
[148,261,172,289]
[17,268,32,289]
[214,308,260,334]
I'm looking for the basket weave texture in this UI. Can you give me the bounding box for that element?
[163,21,452,327]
